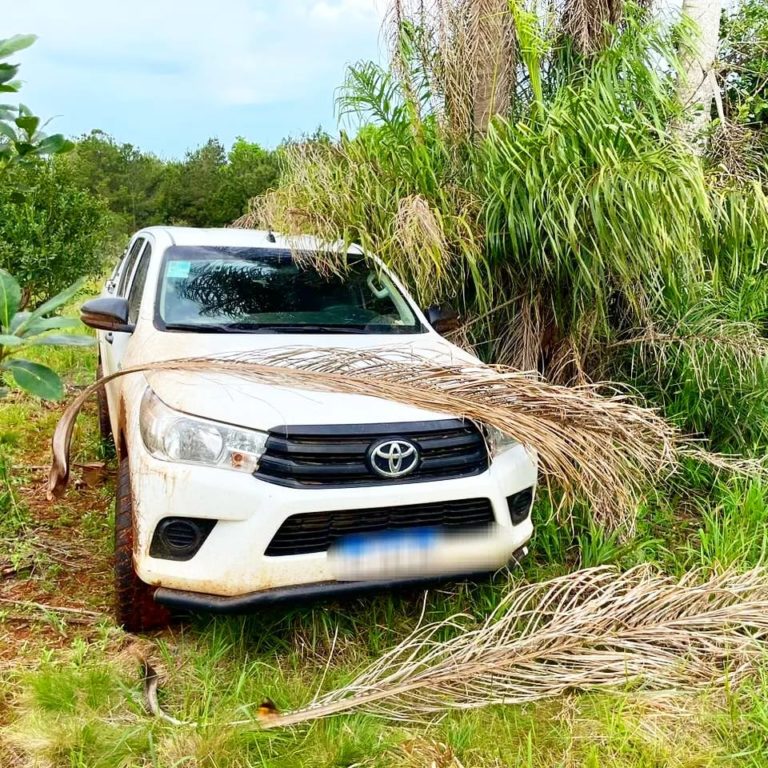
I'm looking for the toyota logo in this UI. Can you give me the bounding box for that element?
[368,439,420,478]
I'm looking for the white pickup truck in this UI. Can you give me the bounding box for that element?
[80,227,537,631]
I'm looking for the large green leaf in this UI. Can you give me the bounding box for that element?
[0,333,23,347]
[0,268,21,330]
[33,134,74,156]
[0,121,16,141]
[13,140,35,156]
[0,35,37,60]
[10,311,30,332]
[19,316,81,337]
[0,63,18,86]
[14,277,86,334]
[29,334,94,347]
[4,359,63,400]
[15,114,39,137]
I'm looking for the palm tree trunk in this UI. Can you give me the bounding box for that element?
[678,0,722,146]
[470,0,516,136]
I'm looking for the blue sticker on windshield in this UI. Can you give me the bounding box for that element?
[167,261,191,279]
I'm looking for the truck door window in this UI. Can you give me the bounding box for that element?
[117,237,145,296]
[127,243,152,324]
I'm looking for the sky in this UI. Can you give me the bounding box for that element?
[5,0,388,159]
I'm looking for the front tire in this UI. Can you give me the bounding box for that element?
[115,454,171,632]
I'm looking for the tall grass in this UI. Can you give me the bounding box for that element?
[251,4,768,459]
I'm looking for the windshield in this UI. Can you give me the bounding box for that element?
[156,246,425,334]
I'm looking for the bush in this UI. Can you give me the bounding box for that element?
[0,161,114,307]
[257,11,768,458]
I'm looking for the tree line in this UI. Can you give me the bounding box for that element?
[0,130,280,307]
[66,130,280,232]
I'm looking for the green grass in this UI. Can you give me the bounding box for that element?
[6,627,768,767]
[690,479,768,570]
[3,341,768,766]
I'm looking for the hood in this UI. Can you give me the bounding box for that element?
[130,329,477,431]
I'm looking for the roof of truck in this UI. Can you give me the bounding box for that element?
[138,226,363,254]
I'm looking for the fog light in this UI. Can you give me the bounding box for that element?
[150,517,217,560]
[506,488,534,525]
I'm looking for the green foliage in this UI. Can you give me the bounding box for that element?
[261,8,768,458]
[482,20,698,337]
[160,138,229,226]
[0,161,113,306]
[65,132,280,232]
[691,478,768,569]
[720,0,768,127]
[0,269,92,400]
[0,35,101,320]
[0,35,73,172]
[64,129,166,232]
[160,137,280,226]
[220,137,281,221]
[0,452,25,529]
[267,76,488,308]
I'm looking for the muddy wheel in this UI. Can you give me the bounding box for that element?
[96,357,114,449]
[115,454,171,632]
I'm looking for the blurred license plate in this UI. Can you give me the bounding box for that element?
[330,528,439,581]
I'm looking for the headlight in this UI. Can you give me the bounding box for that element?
[484,425,518,457]
[140,388,268,473]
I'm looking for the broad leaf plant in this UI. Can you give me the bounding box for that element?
[0,270,92,400]
[0,34,91,400]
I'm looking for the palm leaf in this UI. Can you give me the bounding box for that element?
[255,564,768,728]
[48,348,678,532]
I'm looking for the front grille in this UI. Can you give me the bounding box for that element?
[265,498,495,556]
[254,419,489,488]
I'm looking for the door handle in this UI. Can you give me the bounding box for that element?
[104,332,114,344]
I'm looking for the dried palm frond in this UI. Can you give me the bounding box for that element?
[610,313,768,449]
[611,320,768,388]
[706,121,766,186]
[468,0,518,134]
[231,195,267,230]
[388,0,516,139]
[682,448,768,482]
[48,348,677,532]
[485,293,544,372]
[560,0,626,54]
[254,565,768,728]
[394,194,453,290]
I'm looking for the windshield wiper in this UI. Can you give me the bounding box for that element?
[163,322,370,334]
[248,324,369,334]
[163,322,256,334]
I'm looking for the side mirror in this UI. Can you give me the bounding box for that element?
[80,297,135,333]
[425,304,460,335]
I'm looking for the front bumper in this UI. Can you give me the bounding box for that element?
[154,546,529,613]
[130,441,537,597]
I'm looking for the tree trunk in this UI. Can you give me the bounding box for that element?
[470,0,516,136]
[678,0,722,146]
